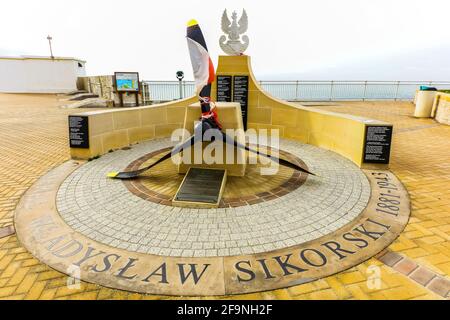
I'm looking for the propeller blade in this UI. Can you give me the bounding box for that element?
[107,135,197,179]
[221,132,315,176]
[107,121,315,179]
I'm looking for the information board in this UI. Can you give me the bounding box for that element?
[216,76,232,102]
[233,76,249,130]
[363,125,393,164]
[69,116,89,149]
[115,72,140,92]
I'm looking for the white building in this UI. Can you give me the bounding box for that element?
[0,56,86,93]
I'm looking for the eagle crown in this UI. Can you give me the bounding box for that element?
[220,9,249,56]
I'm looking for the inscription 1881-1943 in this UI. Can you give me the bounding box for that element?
[69,116,89,149]
[363,125,393,164]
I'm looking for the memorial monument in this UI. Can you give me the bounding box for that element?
[14,10,408,297]
[107,16,313,208]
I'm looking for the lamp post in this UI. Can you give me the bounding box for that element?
[176,71,184,99]
[47,35,54,59]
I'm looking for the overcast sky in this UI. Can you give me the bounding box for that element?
[1,0,450,80]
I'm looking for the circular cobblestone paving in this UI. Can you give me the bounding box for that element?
[123,146,308,207]
[56,138,371,258]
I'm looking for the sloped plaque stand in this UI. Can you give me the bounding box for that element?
[172,168,227,208]
[178,102,247,176]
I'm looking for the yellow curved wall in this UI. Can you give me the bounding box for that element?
[212,55,391,168]
[70,96,197,160]
[70,55,392,169]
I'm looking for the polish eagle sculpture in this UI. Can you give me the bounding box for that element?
[219,9,249,55]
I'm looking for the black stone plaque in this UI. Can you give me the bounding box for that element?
[363,125,393,164]
[233,75,249,130]
[175,168,225,204]
[216,75,232,102]
[69,116,89,148]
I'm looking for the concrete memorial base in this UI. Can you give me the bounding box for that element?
[15,138,410,296]
[177,102,247,176]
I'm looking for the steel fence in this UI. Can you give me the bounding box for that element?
[142,81,195,103]
[141,80,450,104]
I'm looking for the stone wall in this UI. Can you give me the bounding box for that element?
[78,75,143,107]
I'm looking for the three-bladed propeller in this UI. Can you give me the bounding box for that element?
[107,120,314,179]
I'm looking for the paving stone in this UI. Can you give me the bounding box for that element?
[410,267,436,286]
[0,97,448,300]
[56,137,370,257]
[427,277,450,298]
[394,259,419,275]
[378,251,403,267]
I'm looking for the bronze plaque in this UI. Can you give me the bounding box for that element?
[175,168,226,204]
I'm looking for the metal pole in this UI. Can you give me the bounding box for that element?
[142,83,146,104]
[178,80,183,99]
[47,35,54,59]
[295,80,299,101]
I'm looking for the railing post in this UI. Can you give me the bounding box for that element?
[146,83,149,104]
[295,80,299,101]
[178,80,183,100]
[142,83,145,104]
[394,81,400,101]
[144,83,149,104]
[330,81,334,101]
[363,81,367,101]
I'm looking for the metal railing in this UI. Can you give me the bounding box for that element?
[141,80,450,104]
[142,81,195,103]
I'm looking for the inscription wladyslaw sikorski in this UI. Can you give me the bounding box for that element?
[29,171,403,290]
[30,216,391,285]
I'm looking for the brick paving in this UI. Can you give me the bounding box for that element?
[0,94,96,228]
[0,95,448,299]
[378,250,449,298]
[312,101,450,282]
